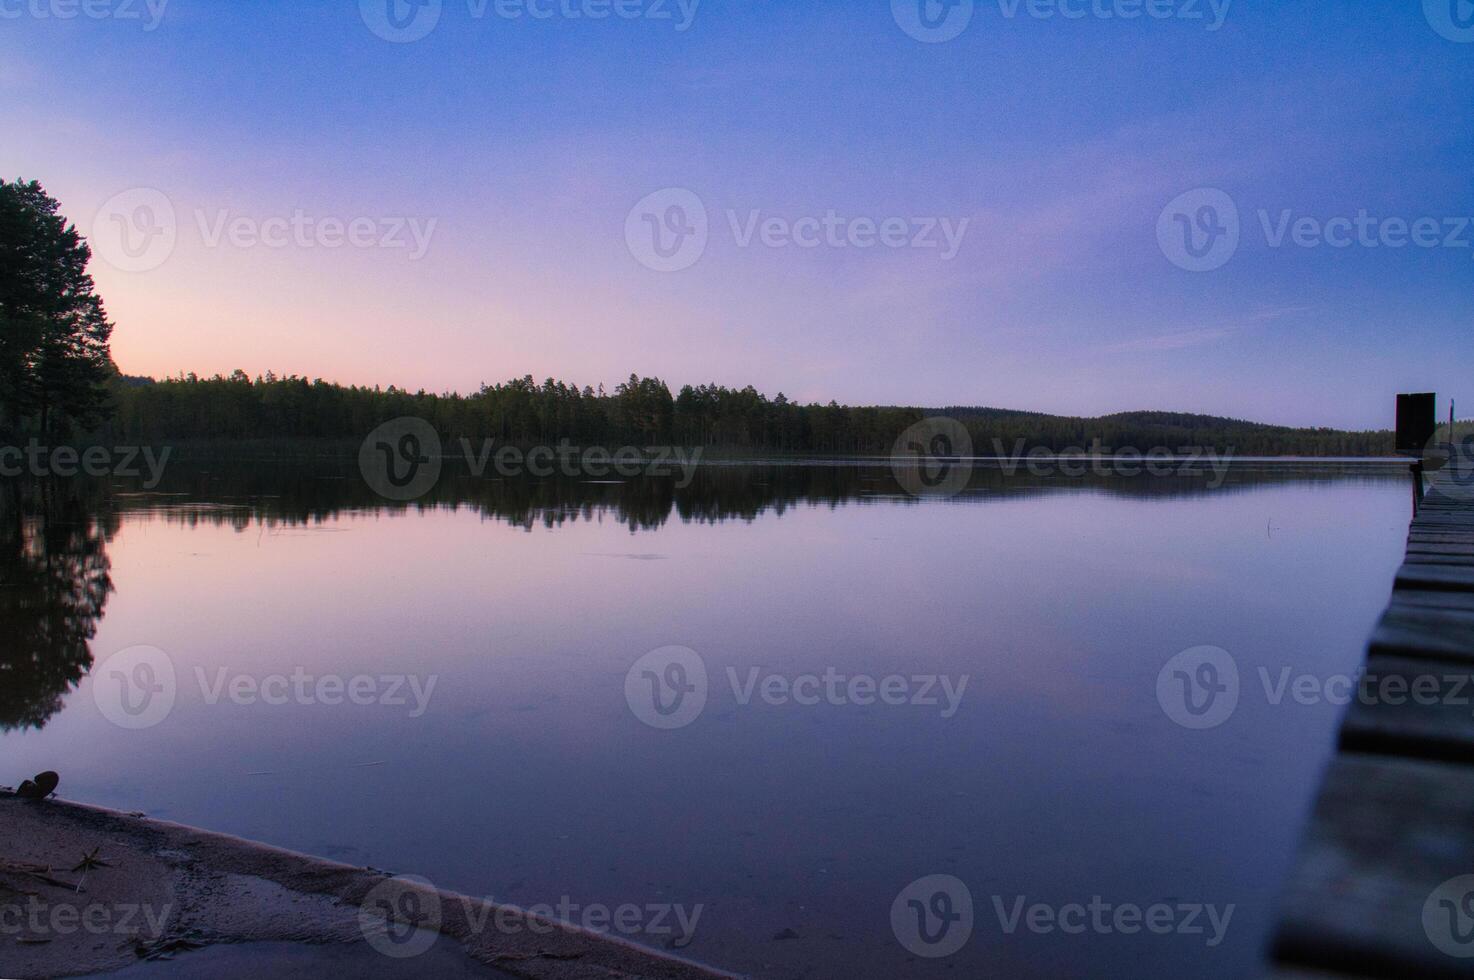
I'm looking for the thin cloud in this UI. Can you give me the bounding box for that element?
[1102,305,1316,355]
[1102,328,1235,354]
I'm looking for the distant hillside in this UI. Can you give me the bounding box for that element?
[944,407,1292,429]
[937,407,1390,456]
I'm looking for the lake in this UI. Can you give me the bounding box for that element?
[0,458,1414,978]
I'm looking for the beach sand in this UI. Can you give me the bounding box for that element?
[0,793,735,979]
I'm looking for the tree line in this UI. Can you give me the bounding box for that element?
[104,371,1394,456]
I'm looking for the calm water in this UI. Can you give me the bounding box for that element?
[1,459,1413,978]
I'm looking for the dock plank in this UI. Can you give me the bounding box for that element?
[1273,754,1474,977]
[1340,655,1474,760]
[1410,518,1474,530]
[1404,553,1474,567]
[1408,534,1474,547]
[1390,589,1474,613]
[1410,512,1474,524]
[1271,452,1474,977]
[1407,543,1474,557]
[1394,563,1474,593]
[1368,604,1474,663]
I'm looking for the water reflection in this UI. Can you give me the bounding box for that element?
[0,457,1405,734]
[0,480,117,731]
[0,457,1414,979]
[107,456,1409,531]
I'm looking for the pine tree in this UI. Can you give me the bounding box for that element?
[0,179,115,436]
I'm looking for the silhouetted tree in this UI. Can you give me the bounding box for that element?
[0,179,115,437]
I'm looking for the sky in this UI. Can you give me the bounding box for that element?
[1,0,1469,429]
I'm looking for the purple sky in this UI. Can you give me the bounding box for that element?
[3,0,1469,428]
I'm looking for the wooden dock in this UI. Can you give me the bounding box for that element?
[1271,453,1474,977]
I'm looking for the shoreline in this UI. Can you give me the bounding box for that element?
[0,794,737,980]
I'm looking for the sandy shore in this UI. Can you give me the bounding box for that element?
[0,793,737,979]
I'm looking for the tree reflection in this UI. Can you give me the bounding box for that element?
[0,480,116,731]
[0,457,1406,732]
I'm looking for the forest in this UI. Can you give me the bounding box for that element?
[104,371,1395,456]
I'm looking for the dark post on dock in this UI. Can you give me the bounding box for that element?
[1397,392,1438,456]
[1269,394,1474,977]
[1396,392,1438,507]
